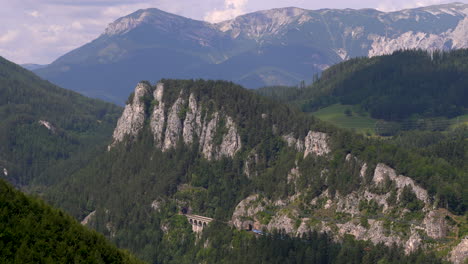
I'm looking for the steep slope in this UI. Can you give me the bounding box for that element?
[0,56,121,187]
[44,80,466,263]
[0,179,143,263]
[35,3,468,104]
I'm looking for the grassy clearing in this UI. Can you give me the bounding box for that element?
[311,104,378,135]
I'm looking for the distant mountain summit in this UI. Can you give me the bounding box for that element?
[35,3,468,104]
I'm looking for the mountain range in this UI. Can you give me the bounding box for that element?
[35,2,468,104]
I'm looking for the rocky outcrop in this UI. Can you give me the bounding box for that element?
[216,117,242,159]
[267,213,296,234]
[282,131,330,157]
[111,82,151,146]
[373,163,429,204]
[183,93,202,145]
[3,168,7,176]
[337,220,402,247]
[423,210,447,239]
[110,82,242,159]
[200,113,219,160]
[38,120,56,133]
[231,194,265,230]
[450,237,468,264]
[282,133,304,152]
[304,131,331,158]
[405,230,422,254]
[163,95,185,151]
[150,83,166,148]
[81,210,96,225]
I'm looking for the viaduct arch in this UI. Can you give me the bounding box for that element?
[185,214,213,233]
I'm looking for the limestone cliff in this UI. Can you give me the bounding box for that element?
[110,82,242,160]
[110,82,151,147]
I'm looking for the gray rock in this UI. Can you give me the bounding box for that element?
[150,83,165,147]
[200,112,219,160]
[162,94,185,151]
[304,131,331,158]
[183,93,202,145]
[217,116,242,159]
[110,82,151,147]
[423,210,447,239]
[450,237,468,264]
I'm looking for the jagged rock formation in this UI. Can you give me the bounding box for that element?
[373,163,430,205]
[110,82,242,160]
[111,82,151,147]
[150,83,165,148]
[282,131,330,157]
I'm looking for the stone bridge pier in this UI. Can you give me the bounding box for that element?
[185,214,213,233]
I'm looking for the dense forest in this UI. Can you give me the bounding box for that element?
[258,49,468,122]
[40,79,466,263]
[0,179,143,263]
[0,56,122,186]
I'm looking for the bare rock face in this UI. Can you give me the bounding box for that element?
[304,131,331,158]
[3,168,7,176]
[81,210,96,226]
[282,133,304,152]
[200,113,219,160]
[338,220,402,247]
[405,230,422,254]
[150,83,165,148]
[373,163,430,204]
[267,213,296,234]
[423,210,447,239]
[231,194,265,230]
[217,116,242,159]
[183,93,202,145]
[111,82,151,147]
[163,94,185,151]
[450,237,468,264]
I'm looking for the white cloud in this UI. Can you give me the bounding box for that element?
[0,30,19,44]
[27,10,40,17]
[204,0,248,23]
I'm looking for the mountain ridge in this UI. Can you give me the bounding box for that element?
[35,2,468,104]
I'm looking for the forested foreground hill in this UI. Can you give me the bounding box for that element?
[0,179,143,263]
[0,56,121,187]
[258,49,468,128]
[44,80,466,263]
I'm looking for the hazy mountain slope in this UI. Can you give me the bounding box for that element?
[43,79,466,263]
[35,3,468,104]
[0,56,121,187]
[0,179,143,263]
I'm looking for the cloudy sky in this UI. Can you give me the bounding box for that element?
[1,0,465,64]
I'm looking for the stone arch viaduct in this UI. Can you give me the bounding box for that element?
[185,214,213,232]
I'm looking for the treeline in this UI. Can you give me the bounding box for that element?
[0,179,143,263]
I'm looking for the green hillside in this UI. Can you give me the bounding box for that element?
[43,79,465,263]
[0,56,121,187]
[258,49,468,135]
[0,179,143,263]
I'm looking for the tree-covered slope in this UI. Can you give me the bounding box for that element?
[0,179,143,263]
[43,79,466,263]
[259,49,468,123]
[0,56,121,187]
